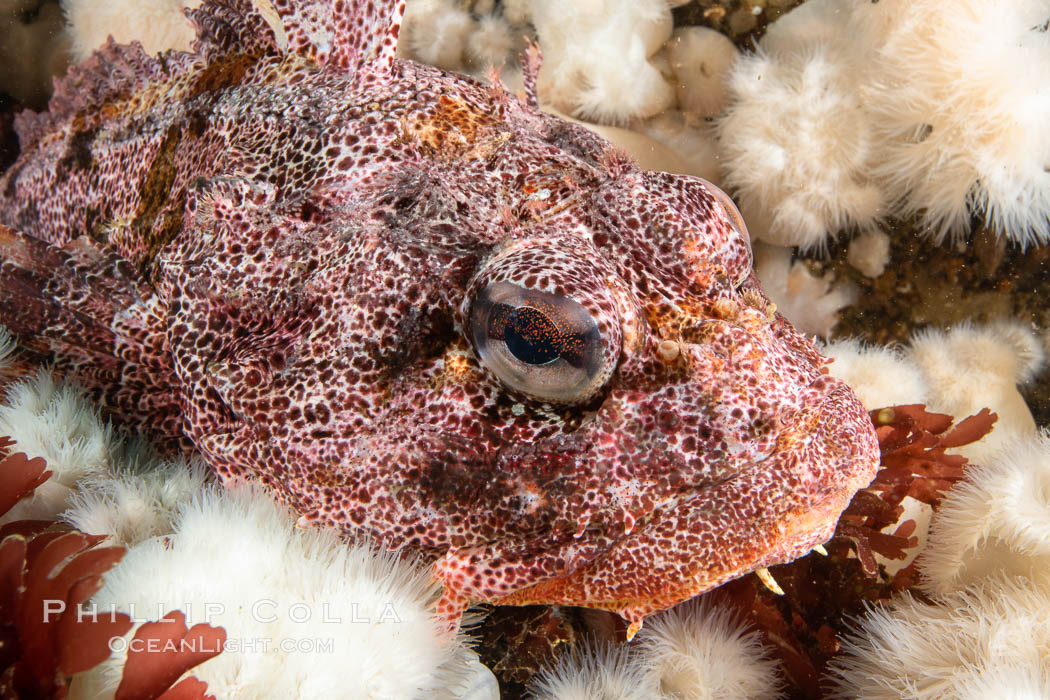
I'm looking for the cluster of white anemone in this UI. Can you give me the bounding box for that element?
[718,0,1050,250]
[529,599,781,700]
[822,320,1050,698]
[70,485,492,700]
[828,432,1050,699]
[824,319,1047,463]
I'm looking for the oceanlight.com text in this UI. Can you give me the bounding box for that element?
[106,636,336,655]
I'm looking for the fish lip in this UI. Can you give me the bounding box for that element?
[443,378,879,605]
[801,375,882,491]
[675,373,876,502]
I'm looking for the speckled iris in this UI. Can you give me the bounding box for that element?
[471,282,605,402]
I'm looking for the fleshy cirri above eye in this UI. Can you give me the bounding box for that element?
[470,282,606,403]
[701,179,750,248]
[698,178,752,285]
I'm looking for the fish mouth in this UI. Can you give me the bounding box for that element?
[651,371,875,521]
[725,375,880,561]
[487,377,880,621]
[432,371,881,625]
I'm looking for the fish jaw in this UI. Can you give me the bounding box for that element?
[431,379,878,634]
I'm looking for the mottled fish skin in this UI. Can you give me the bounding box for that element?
[0,0,879,633]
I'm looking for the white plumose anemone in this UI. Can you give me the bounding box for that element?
[716,43,885,250]
[530,0,675,125]
[62,454,213,546]
[665,26,739,118]
[759,0,851,55]
[821,338,929,411]
[828,579,1050,699]
[73,485,487,700]
[635,598,782,699]
[465,13,518,73]
[529,642,658,700]
[401,0,476,71]
[851,0,1050,245]
[529,599,781,700]
[0,324,18,372]
[0,368,115,521]
[906,320,1045,463]
[920,432,1050,596]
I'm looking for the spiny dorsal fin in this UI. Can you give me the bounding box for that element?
[29,38,180,148]
[187,0,283,60]
[269,0,406,73]
[187,0,405,71]
[23,0,402,144]
[21,2,260,150]
[38,0,403,137]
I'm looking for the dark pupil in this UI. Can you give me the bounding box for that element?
[504,306,560,365]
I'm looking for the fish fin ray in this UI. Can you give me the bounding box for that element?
[269,0,405,73]
[187,0,283,59]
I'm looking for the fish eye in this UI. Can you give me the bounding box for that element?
[470,281,606,403]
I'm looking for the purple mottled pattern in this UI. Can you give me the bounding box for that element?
[0,0,878,633]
